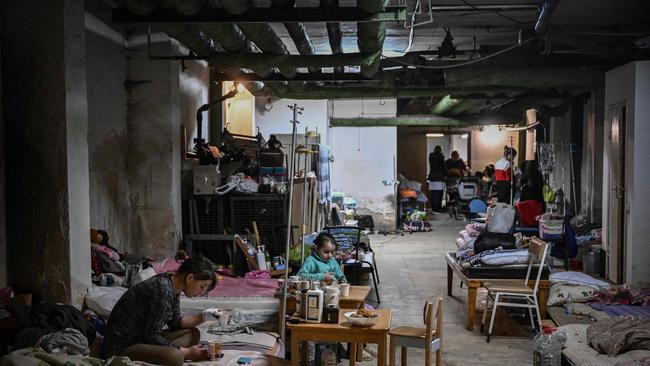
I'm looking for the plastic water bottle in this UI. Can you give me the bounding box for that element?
[321,344,337,366]
[533,326,565,366]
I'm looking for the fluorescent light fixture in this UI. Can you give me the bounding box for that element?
[426,133,445,137]
[460,133,469,139]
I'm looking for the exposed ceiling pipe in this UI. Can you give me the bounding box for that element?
[534,0,560,34]
[220,0,253,15]
[201,23,273,78]
[236,24,298,79]
[120,0,156,15]
[357,22,386,78]
[165,0,204,15]
[326,23,345,73]
[219,0,297,79]
[271,0,319,73]
[356,0,389,78]
[320,0,344,73]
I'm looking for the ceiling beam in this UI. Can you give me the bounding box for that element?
[330,113,524,127]
[264,85,542,99]
[212,72,388,82]
[112,6,406,23]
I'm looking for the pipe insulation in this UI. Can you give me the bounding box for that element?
[201,23,273,78]
[357,0,390,14]
[272,0,319,73]
[220,0,253,15]
[236,23,298,79]
[165,0,204,15]
[357,21,386,78]
[219,0,297,78]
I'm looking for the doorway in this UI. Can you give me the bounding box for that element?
[607,103,626,284]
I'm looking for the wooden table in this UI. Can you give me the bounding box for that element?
[287,308,392,366]
[285,285,371,314]
[445,252,550,331]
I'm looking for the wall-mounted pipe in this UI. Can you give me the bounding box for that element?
[534,0,560,34]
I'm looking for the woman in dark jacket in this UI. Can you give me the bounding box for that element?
[427,146,447,212]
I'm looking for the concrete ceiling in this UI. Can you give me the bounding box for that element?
[113,0,650,124]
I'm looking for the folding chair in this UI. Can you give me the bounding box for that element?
[389,297,443,366]
[323,226,380,303]
[481,237,549,342]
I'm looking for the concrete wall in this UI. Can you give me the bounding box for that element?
[450,134,469,167]
[126,33,183,258]
[2,0,91,305]
[603,61,650,286]
[329,100,397,231]
[180,58,210,153]
[85,2,131,252]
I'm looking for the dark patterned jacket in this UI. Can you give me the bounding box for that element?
[101,273,181,358]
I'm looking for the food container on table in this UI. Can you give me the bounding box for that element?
[344,311,377,327]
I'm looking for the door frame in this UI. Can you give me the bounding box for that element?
[606,102,627,284]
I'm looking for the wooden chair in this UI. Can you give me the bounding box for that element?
[389,297,443,366]
[481,237,549,342]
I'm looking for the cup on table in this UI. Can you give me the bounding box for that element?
[339,283,350,297]
[207,340,222,360]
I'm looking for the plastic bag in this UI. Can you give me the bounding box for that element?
[486,203,516,233]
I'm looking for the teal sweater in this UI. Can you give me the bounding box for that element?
[296,251,347,283]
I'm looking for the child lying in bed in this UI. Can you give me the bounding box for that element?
[297,232,347,284]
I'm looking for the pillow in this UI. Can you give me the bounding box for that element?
[547,283,599,306]
[480,249,530,266]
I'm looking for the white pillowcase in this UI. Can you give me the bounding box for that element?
[547,283,599,306]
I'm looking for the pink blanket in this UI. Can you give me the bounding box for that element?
[150,257,278,297]
[207,276,279,297]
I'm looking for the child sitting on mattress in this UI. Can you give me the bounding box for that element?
[297,232,347,284]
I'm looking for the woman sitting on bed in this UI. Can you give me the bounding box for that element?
[297,232,347,284]
[101,256,221,366]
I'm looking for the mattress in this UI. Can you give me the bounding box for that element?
[558,323,650,366]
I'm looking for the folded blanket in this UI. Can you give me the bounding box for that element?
[587,316,650,356]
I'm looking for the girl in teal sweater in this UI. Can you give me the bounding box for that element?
[297,233,347,284]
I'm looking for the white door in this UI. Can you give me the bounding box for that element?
[607,104,626,284]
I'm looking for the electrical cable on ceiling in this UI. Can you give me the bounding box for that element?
[460,0,538,25]
[383,37,536,69]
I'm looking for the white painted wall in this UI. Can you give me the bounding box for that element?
[450,134,469,168]
[255,98,328,141]
[603,61,650,286]
[329,99,397,231]
[426,136,451,161]
[471,126,519,173]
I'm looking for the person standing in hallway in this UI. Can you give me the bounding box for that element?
[427,145,447,212]
[494,146,517,204]
[445,150,467,180]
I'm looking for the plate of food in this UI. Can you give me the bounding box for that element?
[344,308,379,327]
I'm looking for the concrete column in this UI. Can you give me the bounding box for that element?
[2,0,91,305]
[126,33,182,258]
